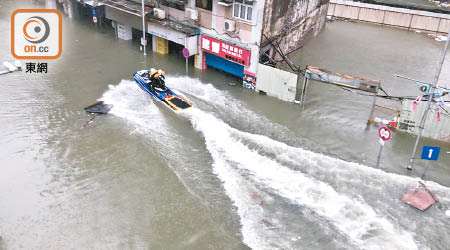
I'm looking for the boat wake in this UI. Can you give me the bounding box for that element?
[100,77,450,250]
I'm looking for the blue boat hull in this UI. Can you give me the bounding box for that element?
[133,70,192,110]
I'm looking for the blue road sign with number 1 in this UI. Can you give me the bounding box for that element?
[421,146,440,161]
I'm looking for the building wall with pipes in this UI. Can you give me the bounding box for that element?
[260,0,328,61]
[50,0,327,93]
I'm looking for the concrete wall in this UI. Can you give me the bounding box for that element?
[256,63,298,102]
[45,0,57,9]
[160,5,185,20]
[262,0,329,57]
[328,0,450,34]
[64,0,79,19]
[105,6,142,30]
[146,21,198,54]
[117,23,133,40]
[398,100,450,143]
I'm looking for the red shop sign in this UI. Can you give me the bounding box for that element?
[201,35,251,66]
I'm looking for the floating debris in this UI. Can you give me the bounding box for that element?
[82,101,113,127]
[262,219,279,230]
[228,82,237,86]
[402,181,438,211]
[84,101,113,114]
[0,60,21,75]
[259,200,265,206]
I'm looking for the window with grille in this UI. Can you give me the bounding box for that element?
[196,0,212,11]
[233,0,253,22]
[161,0,186,11]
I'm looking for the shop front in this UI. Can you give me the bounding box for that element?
[200,35,251,78]
[147,17,199,55]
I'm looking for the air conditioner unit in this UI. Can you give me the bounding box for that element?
[154,8,166,19]
[224,20,235,32]
[185,8,198,20]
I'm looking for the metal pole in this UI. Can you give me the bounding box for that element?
[302,79,309,109]
[184,37,188,75]
[393,74,427,83]
[367,94,377,125]
[421,160,430,179]
[376,142,384,168]
[407,29,450,170]
[300,76,306,104]
[141,0,146,56]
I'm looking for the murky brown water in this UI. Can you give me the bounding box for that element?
[1,1,450,249]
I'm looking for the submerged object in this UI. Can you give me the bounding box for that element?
[402,181,438,211]
[133,70,192,111]
[3,61,17,72]
[84,101,113,114]
[1,60,21,75]
[14,60,22,71]
[82,101,113,127]
[262,219,279,230]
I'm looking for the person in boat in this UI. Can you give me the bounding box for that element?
[148,68,166,91]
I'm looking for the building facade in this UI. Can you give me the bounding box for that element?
[48,0,328,90]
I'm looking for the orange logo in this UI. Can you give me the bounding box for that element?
[11,9,62,59]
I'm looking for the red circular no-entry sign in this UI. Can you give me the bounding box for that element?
[378,126,391,141]
[182,48,190,58]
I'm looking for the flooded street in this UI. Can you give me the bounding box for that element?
[1,0,450,249]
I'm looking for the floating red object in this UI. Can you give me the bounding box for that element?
[402,181,438,211]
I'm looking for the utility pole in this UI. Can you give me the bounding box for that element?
[141,0,147,56]
[407,29,450,170]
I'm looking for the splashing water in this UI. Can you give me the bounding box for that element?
[99,77,450,250]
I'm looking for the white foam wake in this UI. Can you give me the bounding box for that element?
[100,78,429,250]
[180,108,423,250]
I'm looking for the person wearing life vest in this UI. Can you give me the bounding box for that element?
[149,69,166,91]
[148,68,157,81]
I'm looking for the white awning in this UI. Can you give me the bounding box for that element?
[77,0,104,7]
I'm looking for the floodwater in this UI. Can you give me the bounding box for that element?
[1,0,450,249]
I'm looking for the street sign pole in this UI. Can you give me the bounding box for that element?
[141,0,146,56]
[407,28,450,170]
[421,160,431,179]
[182,47,190,76]
[376,126,391,168]
[419,145,440,178]
[376,139,384,168]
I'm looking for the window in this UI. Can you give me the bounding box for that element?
[161,0,185,11]
[196,0,212,11]
[233,0,253,22]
